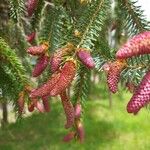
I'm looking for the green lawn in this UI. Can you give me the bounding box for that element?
[0,92,150,150]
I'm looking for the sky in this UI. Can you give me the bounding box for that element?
[137,0,150,20]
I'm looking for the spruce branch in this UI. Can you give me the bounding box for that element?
[117,0,150,36]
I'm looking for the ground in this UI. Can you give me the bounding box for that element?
[0,91,150,150]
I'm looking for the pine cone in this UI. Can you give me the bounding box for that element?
[32,54,49,77]
[26,0,38,17]
[74,103,82,118]
[17,91,25,114]
[50,44,74,73]
[107,59,126,93]
[30,72,61,98]
[27,43,48,56]
[26,32,36,43]
[42,96,50,112]
[28,101,35,112]
[60,90,75,129]
[76,120,85,143]
[116,31,150,59]
[63,131,75,142]
[49,60,76,96]
[77,48,95,69]
[127,70,150,114]
[50,50,63,73]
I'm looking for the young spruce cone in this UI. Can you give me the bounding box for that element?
[32,54,49,77]
[50,44,74,73]
[77,48,95,69]
[63,131,75,142]
[26,32,36,43]
[42,96,50,112]
[74,103,82,118]
[107,59,126,93]
[76,120,85,143]
[18,91,25,114]
[27,43,48,56]
[26,0,38,17]
[30,72,60,98]
[60,90,75,129]
[49,60,76,96]
[127,70,150,114]
[116,31,150,59]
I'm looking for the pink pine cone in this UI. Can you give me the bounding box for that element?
[77,48,95,69]
[77,121,85,143]
[26,32,36,43]
[60,90,75,129]
[32,55,49,77]
[107,60,126,93]
[50,52,62,73]
[26,0,38,17]
[42,96,50,112]
[63,132,75,142]
[116,31,150,59]
[74,103,82,118]
[127,70,150,114]
[27,43,48,56]
[36,101,45,113]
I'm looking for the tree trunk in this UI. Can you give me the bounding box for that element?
[1,101,8,127]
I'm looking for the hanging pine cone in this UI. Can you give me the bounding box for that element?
[26,32,36,43]
[76,48,95,69]
[28,101,35,112]
[32,54,49,77]
[30,72,61,98]
[76,119,85,143]
[50,49,63,73]
[63,131,75,142]
[107,59,126,93]
[41,96,50,112]
[26,0,38,17]
[17,91,25,114]
[50,43,74,73]
[27,43,48,56]
[60,90,75,129]
[102,62,111,73]
[74,103,82,118]
[116,31,150,59]
[49,60,76,96]
[36,101,45,113]
[127,70,150,114]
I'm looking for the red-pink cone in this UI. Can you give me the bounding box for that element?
[60,90,75,129]
[116,31,150,59]
[50,52,62,73]
[36,101,45,113]
[18,91,25,114]
[77,48,95,69]
[42,96,50,112]
[26,32,36,43]
[77,121,85,143]
[63,132,75,142]
[127,70,150,114]
[74,103,82,118]
[32,54,49,77]
[107,59,126,93]
[26,0,38,17]
[30,72,60,98]
[27,43,48,56]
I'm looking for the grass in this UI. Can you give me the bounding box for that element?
[0,91,150,150]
